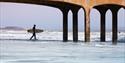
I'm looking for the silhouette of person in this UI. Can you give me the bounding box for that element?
[30,24,37,40]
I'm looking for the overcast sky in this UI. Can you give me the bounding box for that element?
[0,2,125,32]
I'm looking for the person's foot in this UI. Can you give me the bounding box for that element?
[34,39,38,40]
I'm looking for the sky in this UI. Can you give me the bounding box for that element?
[0,2,125,32]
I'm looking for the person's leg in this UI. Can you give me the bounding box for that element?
[32,33,36,40]
[30,35,33,40]
[34,34,36,40]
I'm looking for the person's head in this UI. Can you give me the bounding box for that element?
[34,24,36,27]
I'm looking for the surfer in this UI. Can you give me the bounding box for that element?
[30,24,37,40]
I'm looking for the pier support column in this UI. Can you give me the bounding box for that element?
[85,9,90,42]
[100,11,106,42]
[96,8,107,42]
[72,8,79,42]
[111,9,119,44]
[62,9,69,42]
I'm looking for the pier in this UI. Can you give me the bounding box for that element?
[1,0,125,44]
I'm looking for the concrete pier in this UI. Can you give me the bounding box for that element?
[72,8,79,42]
[1,0,125,44]
[111,8,119,44]
[85,9,90,42]
[62,9,69,42]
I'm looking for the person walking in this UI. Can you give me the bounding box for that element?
[30,24,37,40]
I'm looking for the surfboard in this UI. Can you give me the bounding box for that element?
[27,29,44,33]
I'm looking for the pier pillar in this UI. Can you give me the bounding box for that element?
[72,8,79,42]
[96,8,108,42]
[62,9,69,42]
[100,11,106,42]
[111,9,119,44]
[85,9,90,42]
